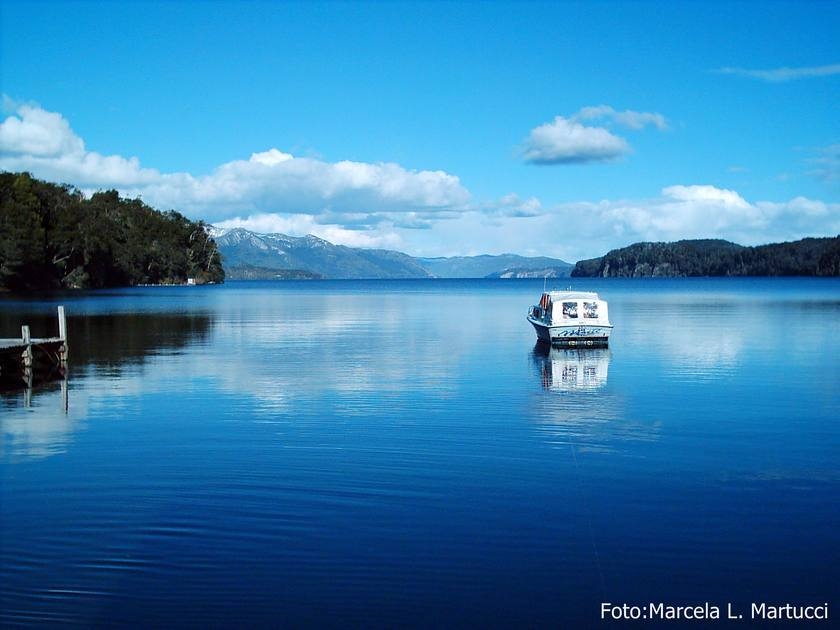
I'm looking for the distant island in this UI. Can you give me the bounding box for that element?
[572,237,840,277]
[226,264,322,281]
[0,172,224,291]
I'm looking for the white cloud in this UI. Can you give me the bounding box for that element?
[0,102,84,156]
[716,63,840,82]
[556,185,839,258]
[313,225,403,250]
[1,99,836,263]
[208,183,838,262]
[520,105,667,165]
[521,115,630,164]
[492,193,542,217]
[0,101,161,187]
[0,100,471,223]
[574,105,668,131]
[215,213,319,235]
[661,184,750,208]
[405,184,839,262]
[249,148,294,166]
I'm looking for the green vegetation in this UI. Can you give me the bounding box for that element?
[0,172,224,291]
[572,237,840,277]
[225,264,322,280]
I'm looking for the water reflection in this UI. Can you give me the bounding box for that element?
[0,310,213,372]
[532,343,610,391]
[620,301,746,381]
[0,311,213,460]
[71,313,213,369]
[529,344,661,451]
[0,370,68,407]
[0,378,71,459]
[207,292,469,417]
[1,280,838,626]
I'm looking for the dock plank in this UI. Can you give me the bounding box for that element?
[0,337,64,349]
[1,308,68,375]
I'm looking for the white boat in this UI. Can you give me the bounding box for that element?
[527,290,613,347]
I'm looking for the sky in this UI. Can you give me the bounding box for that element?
[1,0,838,262]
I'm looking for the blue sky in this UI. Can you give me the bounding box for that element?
[1,0,838,262]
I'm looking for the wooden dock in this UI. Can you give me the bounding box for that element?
[0,305,68,379]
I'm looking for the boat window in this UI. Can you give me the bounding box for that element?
[562,302,578,319]
[583,301,598,318]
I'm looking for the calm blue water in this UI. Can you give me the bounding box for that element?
[1,278,838,627]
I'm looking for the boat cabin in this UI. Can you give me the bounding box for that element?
[532,291,611,327]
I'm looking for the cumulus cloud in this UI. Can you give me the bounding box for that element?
[249,148,294,166]
[0,100,471,224]
[491,193,542,217]
[219,183,837,260]
[413,184,839,262]
[716,63,840,82]
[215,213,318,236]
[0,102,84,156]
[521,116,630,164]
[553,185,839,258]
[2,99,835,261]
[520,105,667,165]
[0,100,161,186]
[661,184,750,208]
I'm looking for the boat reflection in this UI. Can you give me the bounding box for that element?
[532,342,610,391]
[529,344,656,451]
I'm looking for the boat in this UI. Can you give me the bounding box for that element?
[527,290,613,347]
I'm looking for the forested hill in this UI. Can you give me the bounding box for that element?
[571,237,840,277]
[0,172,224,291]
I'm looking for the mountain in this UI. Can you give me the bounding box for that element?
[571,237,840,277]
[213,228,572,279]
[213,228,433,279]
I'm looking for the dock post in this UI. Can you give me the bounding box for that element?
[23,366,33,407]
[58,306,66,340]
[21,325,33,369]
[57,305,68,362]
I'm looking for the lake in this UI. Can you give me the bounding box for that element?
[1,278,838,627]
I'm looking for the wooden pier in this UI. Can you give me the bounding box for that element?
[0,306,68,381]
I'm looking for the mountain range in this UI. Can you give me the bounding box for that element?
[211,228,572,279]
[212,228,840,281]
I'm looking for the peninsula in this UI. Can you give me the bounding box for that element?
[572,238,840,277]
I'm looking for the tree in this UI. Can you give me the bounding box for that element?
[0,172,225,292]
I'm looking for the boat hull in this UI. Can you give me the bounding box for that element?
[527,315,612,347]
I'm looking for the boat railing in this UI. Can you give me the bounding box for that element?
[528,305,546,320]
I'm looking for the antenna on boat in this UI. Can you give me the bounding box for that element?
[543,274,548,293]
